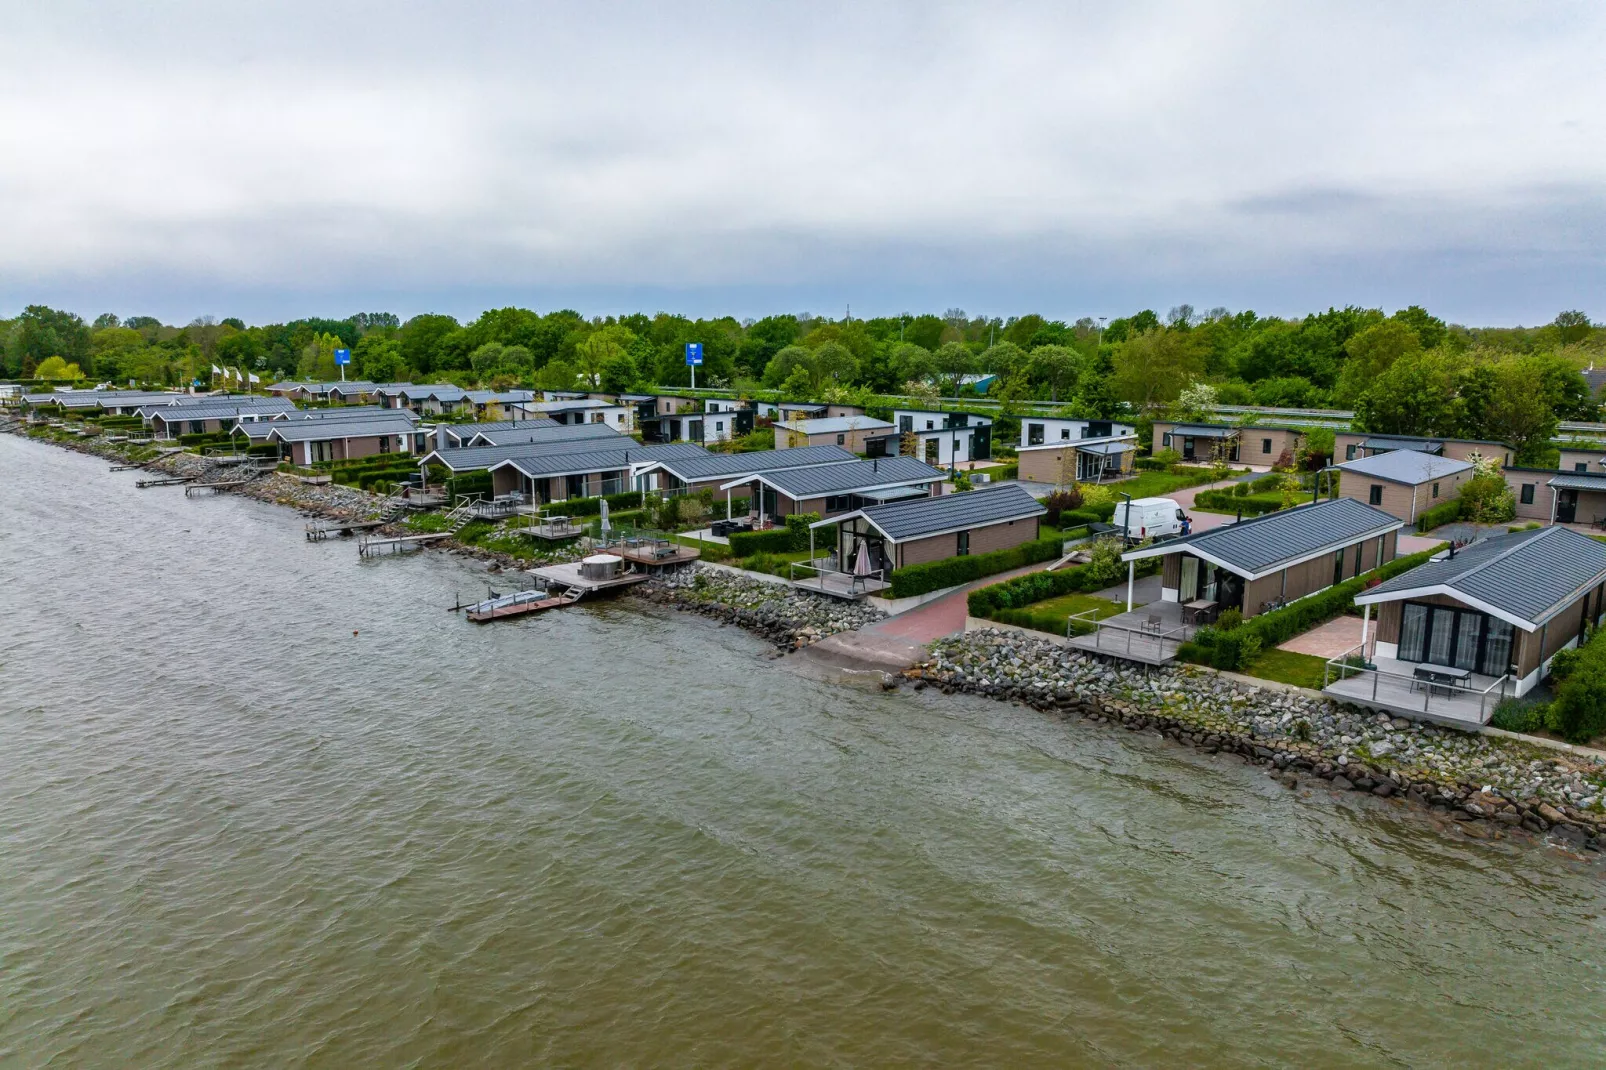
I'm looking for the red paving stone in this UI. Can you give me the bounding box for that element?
[1278,615,1372,658]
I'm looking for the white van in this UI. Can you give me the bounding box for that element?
[1110,497,1189,542]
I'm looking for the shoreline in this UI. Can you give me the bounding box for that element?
[907,629,1606,853]
[9,419,1606,857]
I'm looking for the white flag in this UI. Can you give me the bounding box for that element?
[248,372,260,384]
[211,364,223,375]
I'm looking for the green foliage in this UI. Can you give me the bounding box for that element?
[1490,698,1551,735]
[1414,497,1462,532]
[1457,471,1515,525]
[1179,547,1440,671]
[1551,629,1606,743]
[1193,489,1285,516]
[728,527,797,555]
[1042,488,1082,526]
[967,549,1157,615]
[543,489,647,517]
[890,533,1070,600]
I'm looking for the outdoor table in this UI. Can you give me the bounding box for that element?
[1183,599,1219,625]
[1412,664,1470,696]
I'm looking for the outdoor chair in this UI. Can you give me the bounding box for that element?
[1143,613,1163,636]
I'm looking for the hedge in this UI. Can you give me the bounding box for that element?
[1415,497,1462,532]
[1551,628,1606,743]
[889,527,1089,599]
[967,550,1156,617]
[1193,489,1285,516]
[727,512,830,556]
[1177,546,1442,671]
[541,489,644,517]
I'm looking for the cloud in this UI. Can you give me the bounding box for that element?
[1,0,1603,324]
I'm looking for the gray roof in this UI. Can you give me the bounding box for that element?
[495,442,707,480]
[640,444,857,482]
[1125,497,1402,578]
[849,484,1045,542]
[1336,448,1472,485]
[784,416,895,435]
[1361,435,1444,453]
[1168,423,1238,438]
[265,415,421,443]
[147,398,296,422]
[231,407,415,439]
[1077,440,1136,455]
[325,381,378,394]
[447,419,559,444]
[732,455,945,498]
[419,425,634,471]
[1358,526,1606,627]
[515,398,620,413]
[1548,472,1606,491]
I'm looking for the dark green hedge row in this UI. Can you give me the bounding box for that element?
[1177,546,1441,671]
[1552,627,1606,742]
[889,528,1089,599]
[178,431,232,447]
[967,549,1154,616]
[727,513,829,556]
[1194,489,1285,516]
[543,489,647,517]
[1415,498,1462,532]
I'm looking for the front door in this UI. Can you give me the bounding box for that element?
[1558,489,1579,524]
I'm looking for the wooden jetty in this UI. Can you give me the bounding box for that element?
[135,475,193,489]
[358,531,452,557]
[464,587,582,623]
[185,478,252,496]
[307,518,388,541]
[109,463,146,472]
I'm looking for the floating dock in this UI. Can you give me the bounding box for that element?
[135,476,193,488]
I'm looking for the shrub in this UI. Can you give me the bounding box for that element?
[1079,483,1115,509]
[1415,498,1462,532]
[1551,630,1606,743]
[1043,488,1083,527]
[1490,698,1549,735]
[1215,608,1243,631]
[967,552,1158,616]
[1193,489,1284,516]
[728,527,796,556]
[546,489,648,517]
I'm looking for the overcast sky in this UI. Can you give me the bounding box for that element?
[2,1,1602,327]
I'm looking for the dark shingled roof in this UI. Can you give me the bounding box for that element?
[1124,497,1402,577]
[147,398,297,422]
[1547,472,1606,492]
[641,444,856,481]
[734,455,945,497]
[420,424,628,469]
[1359,525,1606,627]
[849,484,1045,542]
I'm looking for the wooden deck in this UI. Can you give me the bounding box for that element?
[184,479,252,496]
[615,543,701,569]
[306,518,388,541]
[465,588,582,622]
[135,476,193,488]
[358,531,452,556]
[527,561,649,594]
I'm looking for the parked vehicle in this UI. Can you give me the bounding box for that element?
[1110,497,1189,542]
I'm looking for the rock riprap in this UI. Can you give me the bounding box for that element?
[637,565,884,650]
[910,629,1606,848]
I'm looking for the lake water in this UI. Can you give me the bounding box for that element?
[2,434,1604,1066]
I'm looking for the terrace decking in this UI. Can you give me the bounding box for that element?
[1322,655,1508,727]
[306,518,388,541]
[1064,601,1193,665]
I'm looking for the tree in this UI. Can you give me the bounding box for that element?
[33,355,83,380]
[1459,356,1559,462]
[13,305,91,377]
[1352,349,1458,436]
[575,325,636,387]
[399,314,461,375]
[888,342,935,387]
[599,351,640,392]
[1392,305,1448,350]
[92,313,121,329]
[1027,344,1081,402]
[761,345,815,389]
[1175,380,1218,421]
[933,341,973,396]
[1336,320,1420,405]
[1554,310,1593,345]
[1112,327,1204,412]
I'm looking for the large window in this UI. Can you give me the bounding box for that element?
[1398,601,1514,676]
[1027,423,1044,446]
[1521,483,1535,505]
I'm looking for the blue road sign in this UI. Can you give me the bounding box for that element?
[334,348,351,365]
[684,342,703,366]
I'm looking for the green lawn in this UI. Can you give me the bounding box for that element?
[1102,468,1236,500]
[993,591,1125,636]
[1240,649,1329,690]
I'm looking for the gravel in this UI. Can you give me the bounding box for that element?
[911,628,1606,846]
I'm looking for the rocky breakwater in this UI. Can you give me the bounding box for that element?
[908,629,1606,850]
[636,565,885,651]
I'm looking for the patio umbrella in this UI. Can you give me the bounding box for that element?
[599,499,611,536]
[853,538,873,577]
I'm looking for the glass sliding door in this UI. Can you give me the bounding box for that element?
[1399,604,1428,661]
[1453,612,1483,671]
[1426,607,1457,666]
[1482,618,1514,676]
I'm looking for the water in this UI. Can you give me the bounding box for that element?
[2,435,1604,1067]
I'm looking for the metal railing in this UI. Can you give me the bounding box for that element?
[1072,615,1192,659]
[1322,643,1511,723]
[787,556,890,593]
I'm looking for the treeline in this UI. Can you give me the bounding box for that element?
[2,302,1600,461]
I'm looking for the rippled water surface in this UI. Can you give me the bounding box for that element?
[2,435,1605,1066]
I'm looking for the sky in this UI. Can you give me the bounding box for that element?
[1,1,1603,328]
